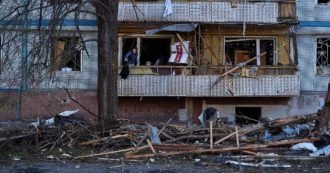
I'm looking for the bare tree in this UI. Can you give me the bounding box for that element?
[0,0,119,126]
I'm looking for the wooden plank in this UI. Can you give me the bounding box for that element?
[147,139,156,154]
[176,33,193,63]
[235,127,239,148]
[126,138,319,159]
[210,121,213,149]
[214,132,236,145]
[75,145,148,159]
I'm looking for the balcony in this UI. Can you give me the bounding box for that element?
[118,66,299,97]
[118,0,296,24]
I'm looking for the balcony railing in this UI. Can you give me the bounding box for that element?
[118,1,295,24]
[120,65,297,76]
[118,66,299,97]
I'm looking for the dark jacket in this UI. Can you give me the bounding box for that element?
[124,51,137,66]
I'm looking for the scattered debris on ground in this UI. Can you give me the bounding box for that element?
[0,108,330,169]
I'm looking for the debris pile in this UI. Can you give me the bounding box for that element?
[0,109,329,168]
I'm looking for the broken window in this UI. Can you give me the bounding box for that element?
[316,38,330,74]
[317,0,330,4]
[235,107,261,125]
[120,37,171,66]
[52,37,81,72]
[225,37,275,66]
[140,38,171,65]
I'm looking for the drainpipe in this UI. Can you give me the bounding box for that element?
[16,0,30,120]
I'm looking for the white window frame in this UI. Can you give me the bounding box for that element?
[118,34,174,66]
[223,36,277,66]
[53,36,83,74]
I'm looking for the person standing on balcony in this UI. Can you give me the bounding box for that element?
[124,48,138,66]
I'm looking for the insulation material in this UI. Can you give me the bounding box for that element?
[169,41,190,64]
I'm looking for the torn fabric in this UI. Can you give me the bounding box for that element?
[163,0,173,18]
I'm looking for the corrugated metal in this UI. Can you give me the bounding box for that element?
[118,1,278,23]
[190,76,210,96]
[118,75,299,97]
[209,76,228,96]
[143,75,167,96]
[167,75,190,96]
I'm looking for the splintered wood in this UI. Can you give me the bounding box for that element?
[73,113,324,159]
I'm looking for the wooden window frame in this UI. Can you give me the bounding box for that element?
[224,36,277,66]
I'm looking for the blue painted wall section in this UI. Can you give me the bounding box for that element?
[300,21,330,27]
[0,19,98,27]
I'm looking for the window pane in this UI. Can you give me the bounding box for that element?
[225,38,256,65]
[260,40,274,65]
[225,38,275,65]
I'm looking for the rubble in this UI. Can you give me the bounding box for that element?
[0,108,329,168]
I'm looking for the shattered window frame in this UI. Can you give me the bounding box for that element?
[52,37,82,73]
[118,35,174,66]
[224,36,277,66]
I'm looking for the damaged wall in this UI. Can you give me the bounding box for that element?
[297,0,330,92]
[201,93,325,123]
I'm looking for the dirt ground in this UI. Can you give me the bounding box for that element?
[1,152,330,173]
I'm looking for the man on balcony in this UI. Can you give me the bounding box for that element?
[124,47,138,66]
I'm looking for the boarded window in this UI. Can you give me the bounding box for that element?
[225,37,275,66]
[52,37,81,72]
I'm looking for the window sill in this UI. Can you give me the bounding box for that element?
[55,71,82,75]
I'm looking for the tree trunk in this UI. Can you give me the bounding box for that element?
[95,0,119,126]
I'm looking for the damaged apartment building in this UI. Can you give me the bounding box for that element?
[296,0,330,118]
[0,0,321,125]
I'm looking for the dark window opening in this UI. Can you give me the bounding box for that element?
[48,0,82,4]
[140,38,171,65]
[260,40,274,65]
[53,37,81,72]
[235,107,261,125]
[122,38,137,65]
[318,0,330,4]
[317,38,330,66]
[225,38,274,66]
